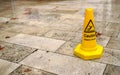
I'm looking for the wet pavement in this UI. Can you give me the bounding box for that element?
[0,0,120,75]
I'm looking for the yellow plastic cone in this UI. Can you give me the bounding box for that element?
[74,8,104,60]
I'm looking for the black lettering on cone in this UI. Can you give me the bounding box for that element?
[84,19,96,41]
[84,19,95,33]
[84,34,96,38]
[84,38,96,41]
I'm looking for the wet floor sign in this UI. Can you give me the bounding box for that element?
[74,8,104,60]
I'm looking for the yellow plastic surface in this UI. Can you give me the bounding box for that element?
[74,44,103,60]
[73,8,104,60]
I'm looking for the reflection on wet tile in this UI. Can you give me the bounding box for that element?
[20,50,106,75]
[9,65,57,75]
[51,6,79,14]
[0,41,35,63]
[13,7,62,24]
[60,16,83,27]
[107,38,120,50]
[49,22,80,32]
[0,31,17,41]
[4,25,49,36]
[27,12,61,24]
[5,34,65,52]
[104,65,120,75]
[58,42,120,66]
[0,17,10,23]
[40,13,61,23]
[0,59,20,75]
[0,23,15,30]
[44,30,79,41]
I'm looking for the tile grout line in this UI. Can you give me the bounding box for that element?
[105,36,112,48]
[22,64,58,75]
[8,65,22,75]
[0,40,110,66]
[102,64,108,75]
[16,49,39,64]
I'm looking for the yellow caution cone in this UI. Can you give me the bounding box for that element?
[74,8,103,60]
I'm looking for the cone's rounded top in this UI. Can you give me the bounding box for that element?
[85,8,94,12]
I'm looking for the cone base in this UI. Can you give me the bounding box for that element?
[74,44,104,60]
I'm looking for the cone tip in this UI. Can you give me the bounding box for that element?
[86,8,93,11]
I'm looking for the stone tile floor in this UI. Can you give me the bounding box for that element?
[0,0,120,75]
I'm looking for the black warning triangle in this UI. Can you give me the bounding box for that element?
[84,19,95,33]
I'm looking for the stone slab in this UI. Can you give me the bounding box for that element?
[48,22,80,32]
[44,30,80,41]
[0,59,20,75]
[20,50,106,75]
[51,7,79,14]
[39,13,61,24]
[102,29,119,37]
[0,23,16,31]
[95,21,108,33]
[0,41,35,63]
[60,17,83,27]
[4,25,49,36]
[56,41,79,56]
[5,34,65,52]
[118,33,120,38]
[58,42,120,66]
[97,35,110,47]
[9,65,57,75]
[0,31,17,41]
[95,48,120,66]
[0,17,10,23]
[104,64,120,75]
[57,43,120,66]
[107,38,120,50]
